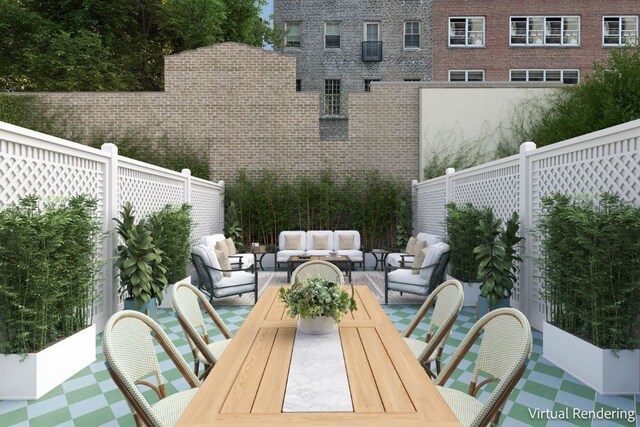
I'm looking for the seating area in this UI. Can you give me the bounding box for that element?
[275,230,365,271]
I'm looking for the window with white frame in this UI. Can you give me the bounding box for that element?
[449,70,485,82]
[510,69,579,84]
[603,16,638,46]
[284,22,301,48]
[404,21,421,49]
[324,79,341,115]
[510,16,580,46]
[325,22,341,48]
[449,17,485,47]
[364,22,380,41]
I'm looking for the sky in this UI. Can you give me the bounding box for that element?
[261,1,274,22]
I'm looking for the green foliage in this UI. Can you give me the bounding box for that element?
[278,276,357,322]
[0,195,101,354]
[226,169,411,251]
[395,199,411,249]
[150,204,192,285]
[537,193,640,349]
[508,46,640,149]
[114,202,168,308]
[423,141,486,180]
[445,203,487,282]
[474,210,523,307]
[0,0,274,91]
[225,200,243,250]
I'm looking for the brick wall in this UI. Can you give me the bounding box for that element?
[32,43,420,183]
[432,0,639,81]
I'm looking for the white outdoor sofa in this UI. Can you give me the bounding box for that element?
[386,232,444,268]
[275,230,364,271]
[201,234,254,269]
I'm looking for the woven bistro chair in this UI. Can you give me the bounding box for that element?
[172,281,233,380]
[289,260,345,285]
[402,279,464,378]
[434,307,532,427]
[102,310,200,427]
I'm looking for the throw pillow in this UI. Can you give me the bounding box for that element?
[284,234,300,250]
[225,237,237,256]
[338,233,356,250]
[215,249,232,277]
[414,239,428,254]
[313,234,329,250]
[215,239,229,257]
[412,247,427,275]
[405,236,417,255]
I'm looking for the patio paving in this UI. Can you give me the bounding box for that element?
[0,305,638,427]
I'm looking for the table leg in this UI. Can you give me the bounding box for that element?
[348,261,352,283]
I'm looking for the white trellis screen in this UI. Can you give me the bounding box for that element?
[413,119,640,330]
[0,122,224,332]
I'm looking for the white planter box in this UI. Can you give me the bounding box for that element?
[543,322,640,395]
[462,281,481,307]
[0,325,96,400]
[158,276,191,309]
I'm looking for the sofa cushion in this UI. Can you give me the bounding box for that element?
[412,247,427,275]
[305,231,334,251]
[284,234,301,250]
[336,249,363,262]
[276,250,306,262]
[405,236,417,255]
[213,272,256,298]
[225,238,237,256]
[313,234,329,250]
[338,233,355,250]
[215,249,232,277]
[279,231,305,251]
[305,250,332,257]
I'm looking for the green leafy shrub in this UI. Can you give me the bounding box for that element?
[151,204,192,284]
[226,169,410,250]
[537,193,640,349]
[474,210,523,306]
[279,277,357,322]
[0,195,101,354]
[445,203,487,282]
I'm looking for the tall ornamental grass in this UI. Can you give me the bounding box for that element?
[444,202,487,282]
[537,193,640,349]
[0,195,101,354]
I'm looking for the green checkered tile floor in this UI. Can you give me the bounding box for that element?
[1,305,638,427]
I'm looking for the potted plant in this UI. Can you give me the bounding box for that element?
[114,202,168,316]
[0,195,101,399]
[538,193,640,394]
[445,202,486,307]
[279,277,357,334]
[474,209,523,318]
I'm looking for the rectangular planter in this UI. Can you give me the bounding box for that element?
[0,324,96,400]
[543,322,640,395]
[462,281,481,307]
[158,276,191,309]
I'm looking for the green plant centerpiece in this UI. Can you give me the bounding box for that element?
[474,209,523,315]
[114,202,168,314]
[279,277,357,335]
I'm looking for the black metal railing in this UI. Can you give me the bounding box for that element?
[362,41,383,62]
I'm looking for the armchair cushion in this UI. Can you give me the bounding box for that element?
[416,232,442,246]
[201,234,226,249]
[214,271,257,298]
[215,239,229,256]
[412,247,427,275]
[225,238,237,256]
[405,236,417,255]
[420,242,450,281]
[215,249,231,277]
[414,239,428,254]
[192,245,223,282]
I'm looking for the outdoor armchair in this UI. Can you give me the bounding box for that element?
[201,234,254,270]
[191,245,258,303]
[434,308,532,427]
[386,232,443,268]
[289,260,345,285]
[172,281,233,380]
[102,310,200,427]
[384,242,451,303]
[402,279,464,378]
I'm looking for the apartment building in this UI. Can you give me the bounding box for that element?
[274,0,432,139]
[432,0,639,83]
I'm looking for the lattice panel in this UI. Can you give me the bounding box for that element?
[528,136,640,326]
[191,184,222,242]
[117,166,185,218]
[451,164,520,221]
[414,180,446,236]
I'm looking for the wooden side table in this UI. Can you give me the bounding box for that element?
[370,249,389,271]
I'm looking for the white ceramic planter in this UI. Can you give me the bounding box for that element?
[0,325,96,400]
[298,316,338,335]
[543,322,640,395]
[158,276,191,309]
[462,281,481,307]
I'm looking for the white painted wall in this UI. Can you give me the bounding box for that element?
[419,85,557,180]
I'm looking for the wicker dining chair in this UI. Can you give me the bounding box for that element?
[172,281,233,380]
[402,279,464,378]
[102,310,200,427]
[289,260,345,285]
[434,307,532,427]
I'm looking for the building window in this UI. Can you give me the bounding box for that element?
[510,16,580,46]
[296,79,301,91]
[325,22,341,48]
[510,69,579,84]
[449,17,485,47]
[603,16,638,46]
[364,22,380,41]
[449,70,485,82]
[404,79,421,82]
[404,21,421,49]
[364,79,380,92]
[284,22,301,47]
[324,79,341,115]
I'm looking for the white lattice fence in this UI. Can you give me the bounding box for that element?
[0,122,224,332]
[413,119,640,329]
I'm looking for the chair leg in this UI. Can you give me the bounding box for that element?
[384,269,389,304]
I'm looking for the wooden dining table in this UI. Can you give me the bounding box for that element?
[177,285,460,426]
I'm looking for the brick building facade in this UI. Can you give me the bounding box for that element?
[32,43,420,184]
[432,0,639,83]
[274,0,432,139]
